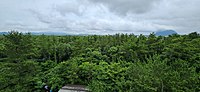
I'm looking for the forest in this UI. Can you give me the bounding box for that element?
[0,31,200,92]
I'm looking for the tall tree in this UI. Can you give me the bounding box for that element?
[4,31,35,62]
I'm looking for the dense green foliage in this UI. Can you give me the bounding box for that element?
[0,31,200,92]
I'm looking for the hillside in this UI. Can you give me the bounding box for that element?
[155,30,177,36]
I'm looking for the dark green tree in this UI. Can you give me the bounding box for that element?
[4,31,35,62]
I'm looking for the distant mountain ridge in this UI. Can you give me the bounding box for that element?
[0,32,8,35]
[31,32,68,35]
[0,32,69,35]
[1,30,178,36]
[155,30,177,36]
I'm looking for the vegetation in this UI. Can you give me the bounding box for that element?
[0,31,200,92]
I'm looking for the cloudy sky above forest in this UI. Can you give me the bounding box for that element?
[0,0,200,35]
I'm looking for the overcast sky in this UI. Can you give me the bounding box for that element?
[0,0,200,35]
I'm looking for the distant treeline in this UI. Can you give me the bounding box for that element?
[0,31,200,92]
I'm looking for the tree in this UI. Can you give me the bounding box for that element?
[4,31,35,62]
[0,61,41,92]
[127,56,199,92]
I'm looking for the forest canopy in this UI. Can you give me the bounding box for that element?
[0,31,200,92]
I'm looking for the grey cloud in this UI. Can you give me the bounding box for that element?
[54,1,81,16]
[143,0,200,34]
[27,0,174,35]
[29,10,52,24]
[1,0,200,35]
[89,0,161,15]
